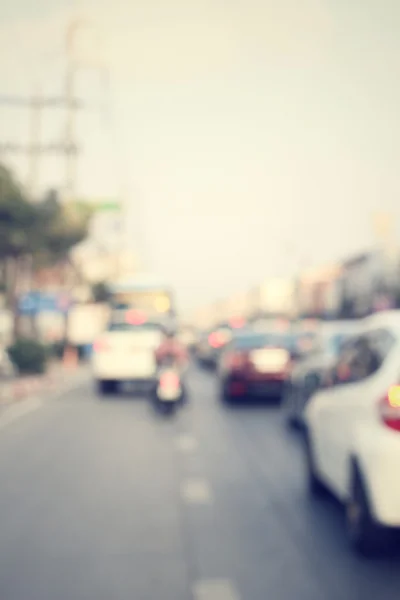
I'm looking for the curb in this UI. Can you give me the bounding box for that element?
[0,367,89,407]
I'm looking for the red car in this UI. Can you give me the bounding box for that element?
[219,331,295,403]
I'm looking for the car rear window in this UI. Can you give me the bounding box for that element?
[107,322,164,347]
[107,321,163,333]
[232,333,293,351]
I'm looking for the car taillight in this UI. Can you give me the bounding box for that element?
[227,351,246,370]
[230,317,245,329]
[209,332,224,348]
[93,339,109,352]
[379,385,400,432]
[126,309,146,325]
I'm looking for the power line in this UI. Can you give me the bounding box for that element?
[98,62,151,272]
[0,18,91,199]
[0,89,83,198]
[0,96,84,108]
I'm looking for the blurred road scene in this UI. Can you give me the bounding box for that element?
[1,0,400,599]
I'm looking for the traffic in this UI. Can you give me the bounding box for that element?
[2,269,400,598]
[87,260,400,562]
[2,1,399,596]
[189,312,400,557]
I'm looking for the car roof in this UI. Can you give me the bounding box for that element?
[361,310,400,334]
[319,320,363,336]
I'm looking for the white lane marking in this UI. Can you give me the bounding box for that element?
[175,433,198,452]
[181,478,213,504]
[0,397,43,431]
[193,579,241,600]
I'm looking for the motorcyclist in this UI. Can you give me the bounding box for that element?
[155,327,189,370]
[154,327,189,406]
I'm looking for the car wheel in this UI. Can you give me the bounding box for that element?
[97,380,117,395]
[159,402,176,416]
[304,430,326,497]
[346,463,388,557]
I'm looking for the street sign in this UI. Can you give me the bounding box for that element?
[18,292,72,315]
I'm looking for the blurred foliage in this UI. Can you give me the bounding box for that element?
[32,189,92,269]
[0,167,91,267]
[0,165,37,258]
[8,337,47,374]
[0,165,92,336]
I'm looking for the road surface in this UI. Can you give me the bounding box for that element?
[0,364,399,600]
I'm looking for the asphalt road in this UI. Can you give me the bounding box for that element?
[0,364,399,600]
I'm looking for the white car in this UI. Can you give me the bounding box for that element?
[283,320,362,427]
[92,312,163,394]
[304,310,400,556]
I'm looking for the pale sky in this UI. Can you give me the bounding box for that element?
[1,0,400,312]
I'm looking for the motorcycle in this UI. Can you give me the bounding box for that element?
[152,357,185,415]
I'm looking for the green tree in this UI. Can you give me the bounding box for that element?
[0,165,38,335]
[0,165,37,259]
[0,166,92,338]
[32,189,92,269]
[31,190,93,345]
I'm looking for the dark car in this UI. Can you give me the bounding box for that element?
[218,330,297,403]
[195,319,247,369]
[195,326,232,368]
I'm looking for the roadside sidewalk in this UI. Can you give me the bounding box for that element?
[0,362,89,407]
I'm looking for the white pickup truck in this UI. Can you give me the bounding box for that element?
[92,310,164,394]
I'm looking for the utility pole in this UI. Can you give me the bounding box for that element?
[28,86,42,198]
[65,62,76,200]
[65,18,85,201]
[0,94,82,197]
[0,20,88,199]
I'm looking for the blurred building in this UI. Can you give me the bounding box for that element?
[192,307,216,331]
[338,249,399,318]
[296,263,343,320]
[249,278,296,320]
[71,241,138,285]
[224,291,249,322]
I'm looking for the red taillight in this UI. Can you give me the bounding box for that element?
[126,310,146,325]
[93,339,109,352]
[226,351,246,370]
[379,385,400,432]
[229,381,246,395]
[160,371,180,389]
[209,332,223,348]
[230,317,245,329]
